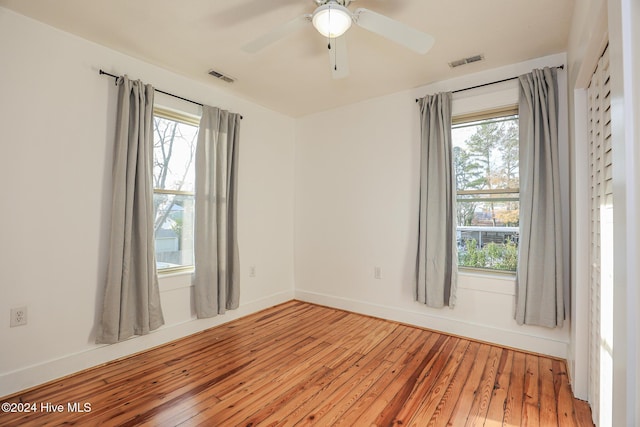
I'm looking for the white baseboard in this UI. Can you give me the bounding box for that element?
[0,291,293,398]
[294,290,569,359]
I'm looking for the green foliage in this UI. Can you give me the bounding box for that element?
[459,238,518,272]
[460,239,488,268]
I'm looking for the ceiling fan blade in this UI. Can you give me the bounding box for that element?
[353,8,435,54]
[329,36,349,79]
[350,0,407,15]
[242,14,311,53]
[213,0,295,27]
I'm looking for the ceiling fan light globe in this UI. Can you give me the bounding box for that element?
[312,4,352,38]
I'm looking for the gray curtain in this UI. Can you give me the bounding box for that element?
[416,92,458,308]
[193,105,241,318]
[516,67,564,328]
[97,76,164,344]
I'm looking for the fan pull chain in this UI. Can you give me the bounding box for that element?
[327,3,332,49]
[325,4,338,71]
[327,39,338,71]
[330,4,337,70]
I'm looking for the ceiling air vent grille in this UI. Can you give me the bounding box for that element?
[449,54,485,68]
[208,69,235,83]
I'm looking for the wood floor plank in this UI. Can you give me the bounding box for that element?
[445,343,493,426]
[504,351,526,426]
[287,323,411,426]
[484,348,513,425]
[328,328,426,426]
[101,310,339,426]
[307,359,396,425]
[339,329,438,426]
[198,344,356,425]
[372,334,451,426]
[573,399,595,427]
[554,359,580,427]
[188,313,394,426]
[539,357,559,425]
[405,339,471,425]
[464,346,503,426]
[424,341,482,427]
[145,313,358,426]
[257,326,423,426]
[386,335,460,425]
[256,350,369,425]
[522,354,540,426]
[0,301,593,427]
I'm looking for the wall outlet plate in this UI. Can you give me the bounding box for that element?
[10,306,27,327]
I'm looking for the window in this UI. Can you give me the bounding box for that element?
[152,108,198,272]
[452,107,519,272]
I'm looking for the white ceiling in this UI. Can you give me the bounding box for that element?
[0,0,575,117]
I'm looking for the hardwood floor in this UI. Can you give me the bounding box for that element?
[0,300,593,426]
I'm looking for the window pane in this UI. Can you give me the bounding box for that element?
[452,115,519,191]
[457,200,519,272]
[153,193,194,269]
[153,116,197,193]
[153,111,198,271]
[452,114,519,272]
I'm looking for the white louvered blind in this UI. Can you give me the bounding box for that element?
[588,43,613,426]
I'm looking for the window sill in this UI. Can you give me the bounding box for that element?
[457,268,516,296]
[458,267,516,278]
[158,268,194,278]
[158,269,194,292]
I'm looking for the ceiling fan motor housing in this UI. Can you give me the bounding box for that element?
[315,0,352,6]
[312,1,353,38]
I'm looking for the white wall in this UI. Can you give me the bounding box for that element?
[294,53,571,359]
[0,8,295,397]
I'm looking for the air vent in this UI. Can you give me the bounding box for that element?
[208,69,235,83]
[448,54,485,68]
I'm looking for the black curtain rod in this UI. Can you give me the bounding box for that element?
[415,64,564,103]
[99,70,243,119]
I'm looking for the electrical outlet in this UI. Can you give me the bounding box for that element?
[10,306,27,327]
[374,267,381,280]
[249,266,256,278]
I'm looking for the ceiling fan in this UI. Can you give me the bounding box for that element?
[242,0,435,79]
